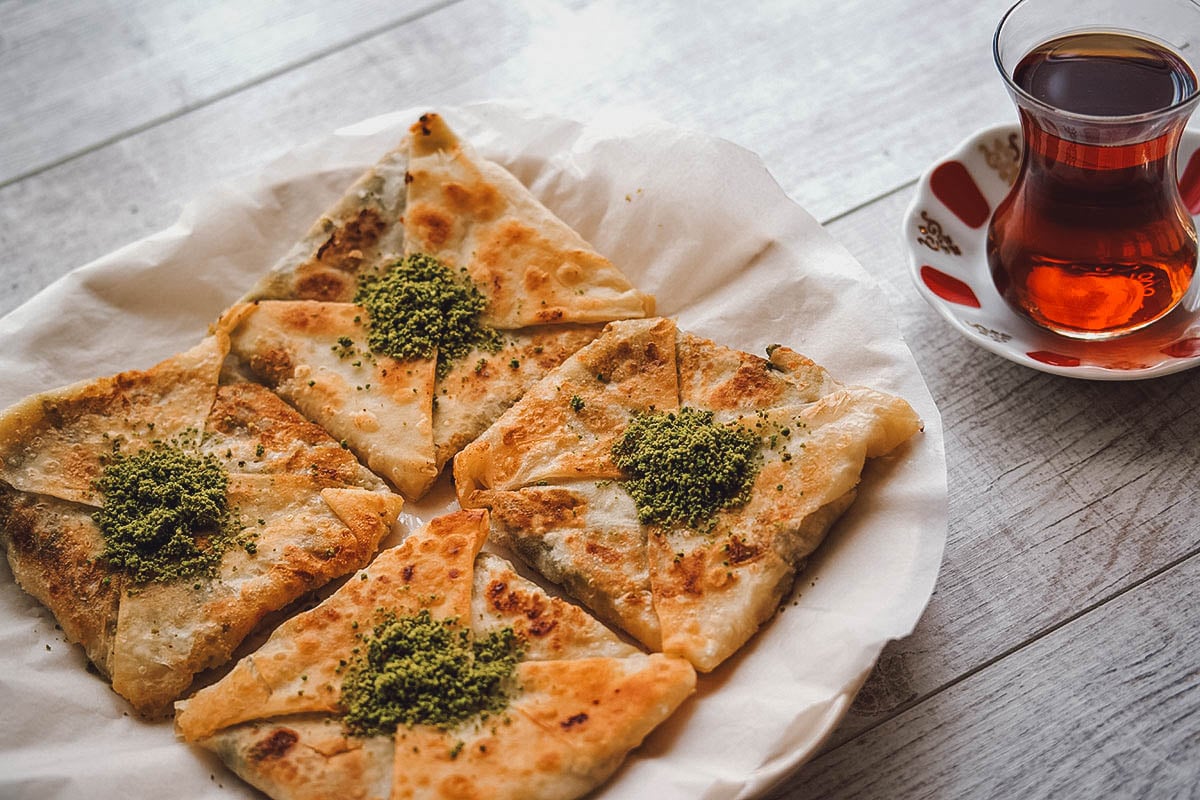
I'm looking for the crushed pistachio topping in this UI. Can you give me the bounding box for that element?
[353,253,504,377]
[94,439,240,584]
[612,407,761,530]
[341,609,523,736]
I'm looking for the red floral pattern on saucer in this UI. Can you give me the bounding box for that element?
[904,124,1200,381]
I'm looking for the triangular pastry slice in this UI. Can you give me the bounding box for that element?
[221,113,653,500]
[201,381,385,489]
[454,317,678,494]
[430,322,605,470]
[223,300,611,499]
[0,333,404,716]
[470,549,645,661]
[175,512,482,741]
[243,140,409,303]
[221,300,439,498]
[176,509,695,800]
[455,318,922,671]
[479,481,662,651]
[404,112,654,329]
[0,333,226,506]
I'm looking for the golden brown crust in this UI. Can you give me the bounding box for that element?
[389,709,592,800]
[0,333,226,506]
[454,318,678,499]
[648,493,860,671]
[471,552,641,662]
[480,484,661,651]
[677,332,837,412]
[0,484,122,674]
[243,142,409,304]
[111,475,401,717]
[176,509,480,741]
[0,330,405,716]
[226,115,653,506]
[431,324,604,470]
[180,509,695,800]
[513,655,696,768]
[404,113,654,329]
[454,319,923,672]
[204,382,384,489]
[224,301,438,499]
[206,716,394,800]
[384,655,695,800]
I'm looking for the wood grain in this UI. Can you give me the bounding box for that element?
[0,0,1016,317]
[773,553,1200,798]
[0,0,450,185]
[3,0,1200,797]
[810,186,1200,749]
[0,0,543,317]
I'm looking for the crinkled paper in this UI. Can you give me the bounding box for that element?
[0,103,947,799]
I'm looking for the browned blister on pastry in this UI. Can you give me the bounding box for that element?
[176,509,695,800]
[456,318,922,671]
[0,333,403,716]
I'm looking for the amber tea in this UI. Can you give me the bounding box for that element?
[987,28,1199,338]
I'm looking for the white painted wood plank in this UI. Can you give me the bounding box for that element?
[772,553,1200,798]
[0,0,542,317]
[0,0,448,184]
[3,1,1198,792]
[6,4,1196,742]
[0,0,1018,316]
[814,185,1200,749]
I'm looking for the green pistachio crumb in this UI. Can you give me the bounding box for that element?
[340,609,523,736]
[93,440,239,584]
[353,254,503,378]
[612,407,761,530]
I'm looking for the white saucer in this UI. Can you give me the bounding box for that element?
[904,124,1200,380]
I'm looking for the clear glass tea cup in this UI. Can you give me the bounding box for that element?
[986,0,1200,339]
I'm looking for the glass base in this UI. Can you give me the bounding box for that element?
[1002,283,1194,339]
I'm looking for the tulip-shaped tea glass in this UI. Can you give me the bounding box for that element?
[987,0,1200,339]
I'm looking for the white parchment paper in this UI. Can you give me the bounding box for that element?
[0,103,947,799]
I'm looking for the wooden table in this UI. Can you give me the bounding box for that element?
[2,1,1197,797]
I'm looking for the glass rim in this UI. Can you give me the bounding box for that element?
[993,0,1200,124]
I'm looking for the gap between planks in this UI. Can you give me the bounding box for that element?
[821,540,1200,758]
[0,0,462,193]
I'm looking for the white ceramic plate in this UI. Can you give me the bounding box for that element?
[0,104,947,799]
[905,124,1200,380]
